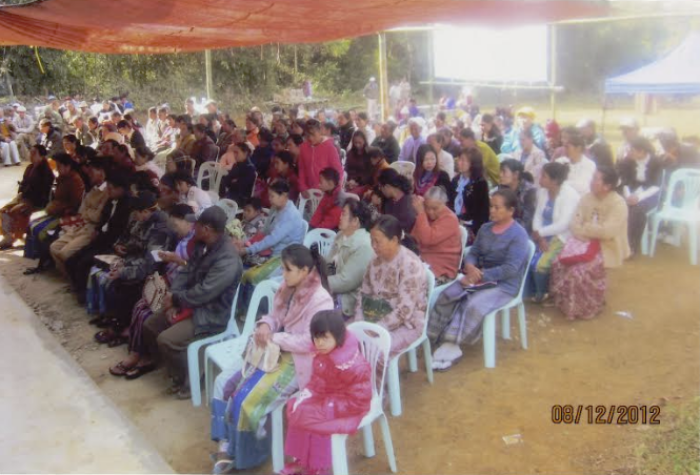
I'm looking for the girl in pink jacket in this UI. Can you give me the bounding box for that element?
[283,310,372,475]
[211,245,334,473]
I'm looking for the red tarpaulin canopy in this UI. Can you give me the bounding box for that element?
[0,0,607,54]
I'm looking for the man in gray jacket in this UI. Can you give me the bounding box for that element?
[143,205,242,399]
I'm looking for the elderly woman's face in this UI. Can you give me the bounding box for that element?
[409,123,421,138]
[424,197,443,221]
[489,194,513,223]
[370,227,399,261]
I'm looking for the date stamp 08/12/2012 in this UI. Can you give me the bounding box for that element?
[551,405,661,425]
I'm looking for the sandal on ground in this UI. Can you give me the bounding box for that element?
[125,362,157,380]
[107,335,129,348]
[166,383,183,395]
[94,329,116,344]
[212,458,236,475]
[175,387,191,400]
[23,266,44,275]
[88,315,109,326]
[109,361,136,377]
[433,355,463,372]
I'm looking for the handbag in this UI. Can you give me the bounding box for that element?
[243,337,281,373]
[143,272,168,313]
[557,237,601,266]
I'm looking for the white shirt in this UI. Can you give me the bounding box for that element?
[181,186,213,213]
[623,155,660,203]
[556,155,597,196]
[13,115,35,134]
[145,119,160,149]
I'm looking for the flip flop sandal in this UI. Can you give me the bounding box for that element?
[94,329,115,344]
[109,361,136,377]
[23,267,44,275]
[107,335,129,348]
[96,317,118,329]
[89,315,110,326]
[212,458,236,475]
[166,384,183,395]
[434,355,464,373]
[175,387,192,400]
[124,362,157,380]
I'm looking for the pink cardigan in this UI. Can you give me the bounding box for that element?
[297,138,343,193]
[259,270,334,389]
[410,207,462,280]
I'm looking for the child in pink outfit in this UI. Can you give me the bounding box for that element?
[283,310,372,475]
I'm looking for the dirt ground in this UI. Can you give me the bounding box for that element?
[1,161,698,475]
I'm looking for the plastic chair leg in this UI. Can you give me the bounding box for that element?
[379,414,398,473]
[517,303,528,350]
[387,357,402,417]
[187,344,203,407]
[271,405,285,473]
[483,312,496,369]
[331,434,350,475]
[422,339,434,384]
[407,348,418,373]
[649,216,661,257]
[362,423,376,457]
[641,223,650,256]
[204,356,213,407]
[690,223,698,265]
[501,308,511,340]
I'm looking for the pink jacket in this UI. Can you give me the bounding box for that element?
[297,138,343,193]
[287,332,372,435]
[259,270,334,389]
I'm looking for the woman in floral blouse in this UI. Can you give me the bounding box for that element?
[354,215,428,357]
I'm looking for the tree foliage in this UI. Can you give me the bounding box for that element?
[0,18,698,108]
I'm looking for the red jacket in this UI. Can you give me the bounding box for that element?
[287,332,372,435]
[298,138,343,193]
[309,187,342,230]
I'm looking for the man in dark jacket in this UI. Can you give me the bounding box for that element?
[143,205,242,399]
[117,119,146,150]
[372,123,401,163]
[65,171,132,301]
[337,111,356,151]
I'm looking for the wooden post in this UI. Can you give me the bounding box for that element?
[205,49,213,100]
[378,32,389,121]
[549,24,557,120]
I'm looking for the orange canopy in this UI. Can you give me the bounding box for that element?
[0,0,607,54]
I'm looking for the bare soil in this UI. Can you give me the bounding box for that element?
[1,163,698,475]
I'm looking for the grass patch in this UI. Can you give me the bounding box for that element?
[634,399,700,475]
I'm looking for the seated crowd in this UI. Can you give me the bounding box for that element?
[2,94,699,475]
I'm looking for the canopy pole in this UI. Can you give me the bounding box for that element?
[427,29,435,115]
[205,49,213,99]
[549,24,557,120]
[378,32,389,122]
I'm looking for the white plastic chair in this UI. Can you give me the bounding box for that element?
[430,240,535,369]
[649,168,700,265]
[303,228,337,258]
[301,219,309,240]
[203,279,281,405]
[197,161,225,193]
[483,240,536,368]
[216,198,239,222]
[386,266,435,417]
[344,192,360,202]
[390,161,415,178]
[297,189,324,219]
[187,283,241,407]
[271,322,397,475]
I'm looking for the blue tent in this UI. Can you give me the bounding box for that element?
[605,33,700,95]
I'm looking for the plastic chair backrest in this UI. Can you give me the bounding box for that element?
[197,162,216,189]
[224,283,242,336]
[515,240,537,302]
[390,161,416,178]
[663,168,700,211]
[241,279,282,338]
[458,226,469,268]
[422,265,436,331]
[301,220,309,239]
[297,189,324,217]
[303,228,337,257]
[216,199,239,221]
[347,322,391,402]
[344,192,360,202]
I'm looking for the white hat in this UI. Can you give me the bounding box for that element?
[619,117,639,129]
[370,77,376,82]
[576,118,595,129]
[16,106,26,113]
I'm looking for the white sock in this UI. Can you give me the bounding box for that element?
[218,440,229,452]
[439,342,463,362]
